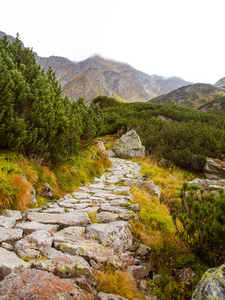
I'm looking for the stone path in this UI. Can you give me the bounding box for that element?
[0,158,157,300]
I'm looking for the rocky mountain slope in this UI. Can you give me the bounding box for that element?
[149,83,225,108]
[37,55,191,105]
[0,31,190,105]
[199,96,225,112]
[214,77,225,90]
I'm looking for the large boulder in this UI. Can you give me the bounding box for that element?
[191,263,225,300]
[204,157,225,179]
[112,130,145,158]
[86,221,133,253]
[0,269,91,299]
[59,241,122,269]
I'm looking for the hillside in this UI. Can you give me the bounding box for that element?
[149,83,225,108]
[0,31,190,105]
[214,77,225,90]
[199,96,225,113]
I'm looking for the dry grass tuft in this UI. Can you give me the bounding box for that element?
[10,175,33,209]
[94,269,143,300]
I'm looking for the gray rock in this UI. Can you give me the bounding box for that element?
[107,150,116,157]
[42,207,66,213]
[27,211,91,227]
[31,188,38,206]
[96,139,106,151]
[34,256,98,286]
[112,130,145,158]
[0,228,23,244]
[0,216,16,229]
[15,221,58,234]
[0,248,30,280]
[53,226,85,244]
[97,292,129,300]
[25,230,53,250]
[204,157,225,179]
[2,209,22,220]
[38,183,54,199]
[136,243,151,257]
[86,221,133,253]
[42,247,68,259]
[17,248,40,259]
[127,265,147,281]
[59,241,122,269]
[127,203,140,212]
[191,263,225,300]
[95,212,119,223]
[123,179,161,200]
[72,191,91,199]
[1,242,14,251]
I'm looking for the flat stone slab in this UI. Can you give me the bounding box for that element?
[0,228,23,244]
[53,226,86,244]
[97,292,129,300]
[0,216,16,229]
[0,248,30,280]
[72,191,91,199]
[57,202,79,208]
[59,241,122,269]
[99,205,130,214]
[2,210,22,220]
[27,212,91,227]
[95,212,118,223]
[15,221,58,235]
[41,207,66,214]
[34,256,98,286]
[86,221,133,253]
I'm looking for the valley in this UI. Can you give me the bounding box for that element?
[0,31,225,300]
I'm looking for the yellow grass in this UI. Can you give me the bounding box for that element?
[132,156,195,206]
[94,269,144,300]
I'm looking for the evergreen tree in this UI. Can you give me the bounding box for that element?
[0,35,100,163]
[173,183,225,266]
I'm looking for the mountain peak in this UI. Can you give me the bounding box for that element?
[0,31,191,105]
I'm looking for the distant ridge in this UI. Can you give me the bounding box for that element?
[149,83,225,108]
[37,55,191,105]
[1,30,191,105]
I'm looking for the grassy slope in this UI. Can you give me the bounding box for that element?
[0,144,111,211]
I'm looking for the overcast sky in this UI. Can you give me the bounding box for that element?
[1,0,225,84]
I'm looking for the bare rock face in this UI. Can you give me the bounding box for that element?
[112,130,145,158]
[191,263,225,300]
[204,157,225,179]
